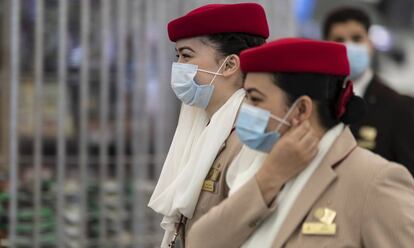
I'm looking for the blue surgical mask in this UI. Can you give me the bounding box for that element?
[236,101,298,153]
[346,43,370,80]
[170,57,229,109]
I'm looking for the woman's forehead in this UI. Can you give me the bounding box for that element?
[244,73,285,99]
[176,37,206,51]
[245,73,274,87]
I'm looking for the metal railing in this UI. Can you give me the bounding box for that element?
[0,0,294,247]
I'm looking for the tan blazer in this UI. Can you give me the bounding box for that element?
[182,129,242,244]
[186,127,414,248]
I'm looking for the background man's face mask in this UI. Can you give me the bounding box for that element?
[170,57,229,109]
[345,42,370,80]
[235,100,298,153]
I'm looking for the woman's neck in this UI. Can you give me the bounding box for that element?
[205,87,240,119]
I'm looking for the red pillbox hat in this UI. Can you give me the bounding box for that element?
[240,38,350,76]
[240,38,368,125]
[168,3,269,42]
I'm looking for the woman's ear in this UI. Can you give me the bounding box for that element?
[222,54,240,76]
[291,96,313,124]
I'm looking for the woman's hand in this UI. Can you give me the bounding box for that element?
[256,120,320,205]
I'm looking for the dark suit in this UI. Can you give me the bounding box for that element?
[350,75,414,176]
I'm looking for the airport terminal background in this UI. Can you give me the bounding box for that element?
[0,0,413,247]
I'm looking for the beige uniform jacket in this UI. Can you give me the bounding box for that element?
[186,127,414,248]
[181,129,242,245]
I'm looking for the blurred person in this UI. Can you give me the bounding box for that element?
[323,7,414,175]
[186,38,414,248]
[147,3,269,247]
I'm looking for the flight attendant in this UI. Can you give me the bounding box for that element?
[148,3,272,247]
[186,38,414,248]
[322,7,414,175]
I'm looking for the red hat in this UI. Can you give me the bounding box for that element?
[241,38,366,124]
[168,3,269,42]
[240,38,350,76]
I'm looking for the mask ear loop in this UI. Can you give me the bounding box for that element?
[197,68,223,75]
[269,114,291,127]
[209,56,230,85]
[274,99,300,132]
[195,56,230,82]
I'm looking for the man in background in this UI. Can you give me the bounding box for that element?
[322,6,414,175]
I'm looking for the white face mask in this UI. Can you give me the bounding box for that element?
[170,56,229,109]
[345,42,370,80]
[235,100,298,153]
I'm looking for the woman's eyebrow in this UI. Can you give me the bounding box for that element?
[246,88,266,98]
[176,46,196,53]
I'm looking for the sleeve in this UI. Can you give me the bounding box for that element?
[361,163,414,247]
[186,176,278,248]
[392,96,414,176]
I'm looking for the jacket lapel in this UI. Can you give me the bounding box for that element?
[272,127,357,247]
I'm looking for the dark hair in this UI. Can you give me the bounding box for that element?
[202,32,266,57]
[271,73,365,129]
[322,7,371,39]
[201,33,265,81]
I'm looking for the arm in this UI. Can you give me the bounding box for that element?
[187,121,320,248]
[361,163,414,247]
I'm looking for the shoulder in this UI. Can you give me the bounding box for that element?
[375,80,414,125]
[370,76,414,105]
[337,147,413,187]
[351,149,414,246]
[338,147,414,216]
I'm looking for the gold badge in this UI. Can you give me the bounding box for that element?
[207,168,221,182]
[302,208,337,235]
[202,180,215,192]
[357,140,376,150]
[359,126,377,141]
[302,223,336,235]
[314,208,336,224]
[358,126,377,149]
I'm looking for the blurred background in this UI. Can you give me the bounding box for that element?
[0,0,412,247]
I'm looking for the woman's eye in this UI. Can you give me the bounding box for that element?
[247,95,262,104]
[176,54,191,60]
[251,96,262,102]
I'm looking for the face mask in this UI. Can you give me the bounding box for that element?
[170,57,229,109]
[235,101,298,153]
[346,43,370,80]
